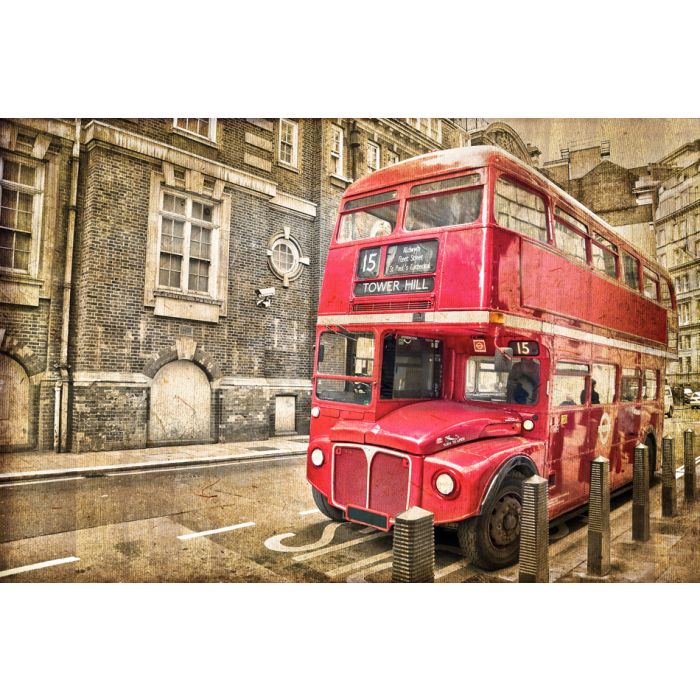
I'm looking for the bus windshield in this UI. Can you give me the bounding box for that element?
[316,330,374,405]
[466,355,541,405]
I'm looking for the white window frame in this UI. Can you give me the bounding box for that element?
[406,118,443,143]
[0,152,44,278]
[278,119,299,169]
[172,118,217,143]
[156,189,220,298]
[330,124,344,177]
[367,140,380,174]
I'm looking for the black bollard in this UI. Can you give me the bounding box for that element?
[587,456,610,576]
[518,475,549,583]
[661,436,678,517]
[684,429,696,502]
[632,443,650,542]
[391,507,435,583]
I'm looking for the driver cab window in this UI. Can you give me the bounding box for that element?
[466,356,540,405]
[380,335,442,399]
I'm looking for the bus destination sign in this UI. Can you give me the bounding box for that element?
[354,277,435,296]
[384,240,438,276]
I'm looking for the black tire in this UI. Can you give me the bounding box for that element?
[312,486,345,522]
[457,471,526,571]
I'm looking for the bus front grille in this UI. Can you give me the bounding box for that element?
[332,445,411,520]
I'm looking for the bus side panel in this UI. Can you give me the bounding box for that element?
[318,246,359,313]
[437,228,492,310]
[521,241,667,344]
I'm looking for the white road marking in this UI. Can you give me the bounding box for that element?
[0,556,80,579]
[0,476,86,488]
[264,522,344,552]
[347,561,393,583]
[299,508,320,516]
[327,550,393,577]
[293,530,389,562]
[177,522,255,541]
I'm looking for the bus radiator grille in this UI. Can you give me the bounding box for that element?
[352,300,433,312]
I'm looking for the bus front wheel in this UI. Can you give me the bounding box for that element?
[312,486,345,522]
[457,471,526,571]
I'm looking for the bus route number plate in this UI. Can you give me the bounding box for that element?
[508,340,539,356]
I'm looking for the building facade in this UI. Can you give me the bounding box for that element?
[654,140,700,390]
[0,117,475,453]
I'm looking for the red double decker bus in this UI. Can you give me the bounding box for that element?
[307,145,676,570]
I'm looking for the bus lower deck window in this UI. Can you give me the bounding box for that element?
[466,356,540,405]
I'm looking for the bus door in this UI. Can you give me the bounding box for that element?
[587,363,622,488]
[548,361,591,511]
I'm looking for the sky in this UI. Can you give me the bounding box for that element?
[492,119,700,168]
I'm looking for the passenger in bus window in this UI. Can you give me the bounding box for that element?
[580,380,600,405]
[506,358,540,405]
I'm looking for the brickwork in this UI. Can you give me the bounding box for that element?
[1,117,476,453]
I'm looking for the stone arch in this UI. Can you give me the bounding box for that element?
[469,121,535,165]
[0,353,30,448]
[143,336,222,381]
[0,332,43,376]
[148,360,212,444]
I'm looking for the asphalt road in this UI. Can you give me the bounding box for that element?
[1,451,629,583]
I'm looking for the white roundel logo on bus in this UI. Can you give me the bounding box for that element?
[598,412,611,446]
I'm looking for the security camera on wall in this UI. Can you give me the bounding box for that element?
[255,287,275,308]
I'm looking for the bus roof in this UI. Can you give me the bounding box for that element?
[344,145,665,275]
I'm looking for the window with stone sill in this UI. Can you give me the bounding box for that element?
[367,141,380,174]
[157,190,218,297]
[278,119,299,168]
[330,124,344,177]
[0,154,44,276]
[173,118,217,142]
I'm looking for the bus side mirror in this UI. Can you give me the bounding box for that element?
[494,347,514,373]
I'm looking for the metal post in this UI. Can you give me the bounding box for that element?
[391,507,434,583]
[587,456,610,576]
[661,436,678,517]
[518,475,549,583]
[632,443,650,542]
[684,429,696,502]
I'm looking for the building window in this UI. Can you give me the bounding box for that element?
[278,119,299,168]
[679,302,690,325]
[173,118,217,142]
[158,191,218,296]
[266,227,309,287]
[367,141,380,173]
[330,124,344,177]
[0,155,44,274]
[405,118,443,143]
[386,151,399,166]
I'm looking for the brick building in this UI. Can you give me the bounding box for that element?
[540,140,663,259]
[0,117,476,453]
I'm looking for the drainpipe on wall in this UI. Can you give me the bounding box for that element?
[54,118,81,452]
[349,122,361,182]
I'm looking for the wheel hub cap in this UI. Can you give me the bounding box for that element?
[489,494,521,547]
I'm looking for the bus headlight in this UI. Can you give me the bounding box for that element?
[311,406,320,418]
[310,448,325,467]
[435,472,455,496]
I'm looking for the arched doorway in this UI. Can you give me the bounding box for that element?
[149,360,211,444]
[0,354,30,448]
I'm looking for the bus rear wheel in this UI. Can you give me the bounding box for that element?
[312,486,345,522]
[457,472,526,571]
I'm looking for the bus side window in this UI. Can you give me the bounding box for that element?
[591,363,616,404]
[552,361,588,406]
[621,368,641,402]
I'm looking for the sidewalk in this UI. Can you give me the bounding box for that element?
[0,435,309,483]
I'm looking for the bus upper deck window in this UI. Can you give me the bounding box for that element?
[338,191,398,243]
[404,174,482,231]
[622,252,640,290]
[494,178,547,242]
[643,267,659,301]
